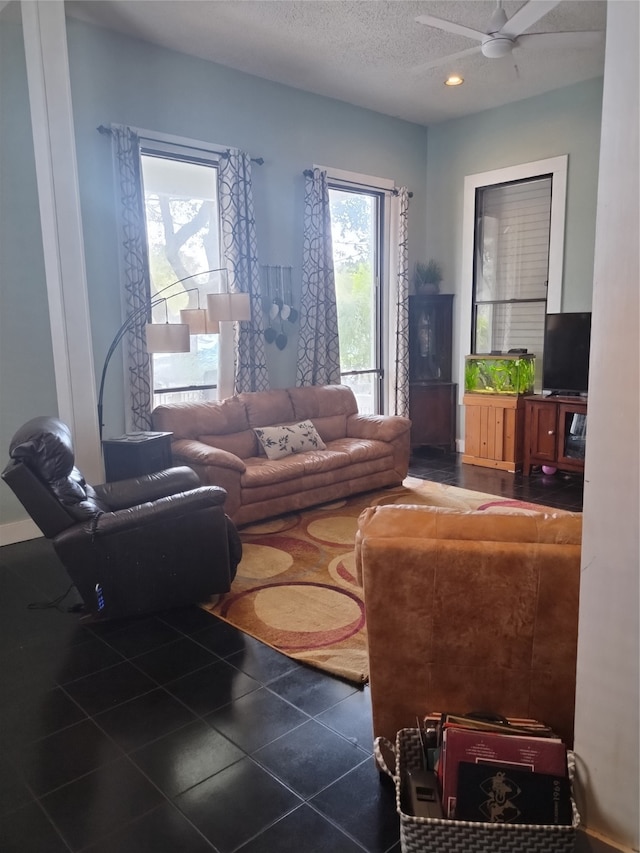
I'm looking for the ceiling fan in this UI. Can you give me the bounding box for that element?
[414,0,603,71]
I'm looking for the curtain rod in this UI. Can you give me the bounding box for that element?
[303,168,412,198]
[96,125,264,165]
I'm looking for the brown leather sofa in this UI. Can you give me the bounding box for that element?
[355,504,582,748]
[2,416,241,621]
[152,384,411,527]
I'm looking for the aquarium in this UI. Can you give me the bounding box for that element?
[464,354,535,395]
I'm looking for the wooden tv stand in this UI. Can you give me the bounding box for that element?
[523,395,587,476]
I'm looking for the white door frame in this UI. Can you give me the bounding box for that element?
[458,155,568,407]
[21,1,101,479]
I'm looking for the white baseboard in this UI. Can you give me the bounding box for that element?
[0,518,43,546]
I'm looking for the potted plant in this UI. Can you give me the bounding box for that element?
[413,259,443,294]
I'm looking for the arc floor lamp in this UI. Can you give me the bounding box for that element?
[97,268,250,441]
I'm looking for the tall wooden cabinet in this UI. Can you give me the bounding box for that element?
[408,294,456,451]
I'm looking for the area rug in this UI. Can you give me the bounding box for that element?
[201,478,564,684]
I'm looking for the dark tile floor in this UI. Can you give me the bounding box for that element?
[1,454,614,853]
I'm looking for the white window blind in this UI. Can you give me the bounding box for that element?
[473,176,552,357]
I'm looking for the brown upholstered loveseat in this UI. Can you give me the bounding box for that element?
[152,384,411,527]
[355,504,582,748]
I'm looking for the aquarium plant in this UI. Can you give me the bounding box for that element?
[464,354,535,395]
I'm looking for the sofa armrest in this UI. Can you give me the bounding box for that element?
[168,438,245,520]
[346,413,411,442]
[170,438,246,473]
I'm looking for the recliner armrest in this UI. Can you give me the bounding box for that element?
[55,487,227,543]
[94,466,220,510]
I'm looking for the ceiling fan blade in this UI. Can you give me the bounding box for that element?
[415,15,485,43]
[486,3,508,34]
[516,30,605,50]
[500,0,562,38]
[411,45,483,74]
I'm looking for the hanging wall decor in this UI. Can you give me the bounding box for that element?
[262,266,296,350]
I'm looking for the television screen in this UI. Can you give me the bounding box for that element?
[542,312,591,395]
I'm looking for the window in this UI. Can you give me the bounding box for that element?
[472,176,552,367]
[328,185,383,414]
[460,156,568,398]
[140,143,224,404]
[324,168,394,415]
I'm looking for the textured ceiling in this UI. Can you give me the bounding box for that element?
[65,0,607,126]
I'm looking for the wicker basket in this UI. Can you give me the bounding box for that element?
[374,728,580,853]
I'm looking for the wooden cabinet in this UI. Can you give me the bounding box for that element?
[409,294,456,450]
[462,393,526,473]
[523,395,587,476]
[409,383,457,452]
[102,431,173,482]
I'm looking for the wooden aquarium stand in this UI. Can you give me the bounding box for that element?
[462,393,526,473]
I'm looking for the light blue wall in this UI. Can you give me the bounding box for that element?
[0,5,57,525]
[65,18,429,437]
[0,11,604,530]
[424,77,604,315]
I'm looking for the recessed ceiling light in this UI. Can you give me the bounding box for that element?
[445,75,464,87]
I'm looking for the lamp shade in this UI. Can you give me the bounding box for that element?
[145,322,190,353]
[230,292,251,321]
[207,292,251,323]
[179,308,220,335]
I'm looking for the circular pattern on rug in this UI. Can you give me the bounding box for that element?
[241,515,300,536]
[219,582,365,650]
[370,486,411,506]
[237,537,320,579]
[315,497,348,511]
[237,544,292,579]
[305,514,359,546]
[328,551,358,588]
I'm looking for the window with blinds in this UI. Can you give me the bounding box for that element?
[472,176,552,367]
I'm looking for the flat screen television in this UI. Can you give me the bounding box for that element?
[542,312,591,396]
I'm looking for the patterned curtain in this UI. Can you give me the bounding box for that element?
[111,125,153,432]
[391,188,410,417]
[296,168,341,387]
[219,150,269,393]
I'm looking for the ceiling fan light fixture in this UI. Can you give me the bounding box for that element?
[444,74,464,87]
[481,35,514,59]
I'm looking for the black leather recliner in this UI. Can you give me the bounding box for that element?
[2,416,242,621]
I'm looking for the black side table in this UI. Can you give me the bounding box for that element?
[102,431,173,482]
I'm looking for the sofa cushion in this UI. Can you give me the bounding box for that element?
[242,448,349,487]
[287,384,359,419]
[328,437,393,463]
[254,420,326,460]
[241,389,294,428]
[200,429,258,460]
[311,414,348,442]
[153,396,249,440]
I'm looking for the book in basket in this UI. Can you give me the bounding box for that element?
[439,726,568,819]
[455,760,573,825]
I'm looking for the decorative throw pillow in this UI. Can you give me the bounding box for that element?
[254,420,326,460]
